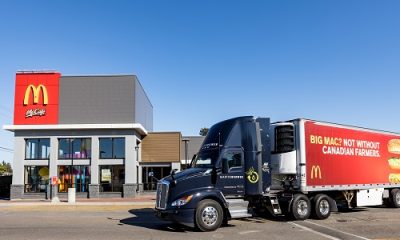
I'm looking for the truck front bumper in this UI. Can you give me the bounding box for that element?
[155,208,195,228]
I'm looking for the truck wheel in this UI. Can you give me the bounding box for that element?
[195,199,223,232]
[291,194,311,220]
[312,194,331,220]
[390,189,400,208]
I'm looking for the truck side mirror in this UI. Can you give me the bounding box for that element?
[222,158,229,174]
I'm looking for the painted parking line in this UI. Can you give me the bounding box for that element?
[238,230,262,235]
[372,239,400,240]
[289,220,370,240]
[289,222,341,240]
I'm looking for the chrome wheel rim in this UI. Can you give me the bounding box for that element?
[319,199,330,215]
[201,206,218,226]
[297,200,309,216]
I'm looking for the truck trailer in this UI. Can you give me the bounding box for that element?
[154,116,400,231]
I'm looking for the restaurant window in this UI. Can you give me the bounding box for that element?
[99,138,125,159]
[99,165,125,192]
[25,139,50,159]
[142,166,171,191]
[58,165,90,193]
[24,166,49,193]
[58,138,91,159]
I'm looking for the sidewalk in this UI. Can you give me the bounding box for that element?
[0,193,156,207]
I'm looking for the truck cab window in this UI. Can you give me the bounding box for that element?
[192,150,218,168]
[222,151,242,170]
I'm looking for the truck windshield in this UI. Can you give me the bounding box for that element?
[191,150,219,168]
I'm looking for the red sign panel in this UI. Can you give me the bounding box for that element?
[305,121,400,186]
[14,72,60,125]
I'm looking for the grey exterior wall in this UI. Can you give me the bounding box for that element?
[134,80,153,131]
[59,75,153,130]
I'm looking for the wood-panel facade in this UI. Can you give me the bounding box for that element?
[142,132,181,163]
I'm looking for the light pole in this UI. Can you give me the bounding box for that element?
[135,146,140,192]
[68,138,76,203]
[182,139,190,169]
[70,139,74,189]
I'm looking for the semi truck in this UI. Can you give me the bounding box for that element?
[154,116,400,231]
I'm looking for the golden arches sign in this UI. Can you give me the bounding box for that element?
[311,165,322,179]
[23,84,48,106]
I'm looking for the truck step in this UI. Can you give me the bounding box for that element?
[230,209,252,219]
[226,199,252,219]
[268,196,282,215]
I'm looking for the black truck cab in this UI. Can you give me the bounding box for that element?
[155,116,271,231]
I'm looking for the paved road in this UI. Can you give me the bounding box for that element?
[0,205,399,240]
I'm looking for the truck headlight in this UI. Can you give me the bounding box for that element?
[171,195,193,207]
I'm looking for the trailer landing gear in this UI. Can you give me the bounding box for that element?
[342,191,354,208]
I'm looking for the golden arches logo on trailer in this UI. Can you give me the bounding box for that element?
[310,165,322,179]
[23,84,48,106]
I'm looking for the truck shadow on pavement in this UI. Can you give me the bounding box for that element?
[119,208,298,232]
[119,208,371,232]
[120,208,192,232]
[120,208,238,232]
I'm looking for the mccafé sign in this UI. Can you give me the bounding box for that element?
[14,72,60,125]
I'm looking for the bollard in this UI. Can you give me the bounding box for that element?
[68,188,76,204]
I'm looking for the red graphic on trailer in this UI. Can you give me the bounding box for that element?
[14,72,60,125]
[305,121,400,186]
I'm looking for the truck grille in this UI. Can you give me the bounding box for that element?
[156,180,169,210]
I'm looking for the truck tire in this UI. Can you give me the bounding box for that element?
[312,194,331,220]
[390,189,400,208]
[195,199,223,232]
[291,194,311,220]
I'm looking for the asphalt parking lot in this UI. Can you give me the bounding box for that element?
[0,205,399,240]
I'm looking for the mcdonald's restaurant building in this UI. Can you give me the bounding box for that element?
[3,71,203,199]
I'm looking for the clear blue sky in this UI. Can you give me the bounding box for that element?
[1,1,400,163]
